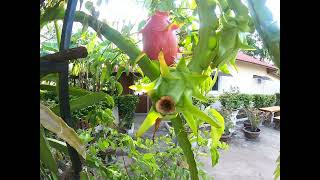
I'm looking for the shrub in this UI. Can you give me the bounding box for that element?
[238,94,253,108]
[114,95,139,129]
[275,93,280,105]
[218,108,234,134]
[219,92,243,110]
[192,96,217,108]
[219,92,276,109]
[252,94,276,108]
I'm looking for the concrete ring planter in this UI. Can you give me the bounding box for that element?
[243,127,261,139]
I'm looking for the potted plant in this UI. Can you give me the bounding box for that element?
[219,89,243,124]
[243,107,262,139]
[221,121,234,142]
[243,119,251,128]
[219,108,235,142]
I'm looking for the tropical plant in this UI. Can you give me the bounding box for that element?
[274,153,280,180]
[245,107,262,132]
[40,0,280,179]
[40,104,86,179]
[114,95,140,129]
[219,108,234,134]
[252,94,276,108]
[247,0,280,68]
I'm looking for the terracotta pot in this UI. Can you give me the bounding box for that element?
[274,119,280,130]
[243,127,261,139]
[220,132,232,142]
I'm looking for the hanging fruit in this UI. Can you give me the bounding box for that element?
[140,11,179,66]
[130,51,222,137]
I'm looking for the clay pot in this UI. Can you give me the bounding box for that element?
[243,127,261,139]
[220,132,232,142]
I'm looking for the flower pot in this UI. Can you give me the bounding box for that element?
[126,123,135,136]
[243,127,261,139]
[274,119,280,130]
[243,120,251,128]
[220,132,232,142]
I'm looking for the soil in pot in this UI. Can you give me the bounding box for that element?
[243,127,261,139]
[220,132,232,142]
[243,120,251,128]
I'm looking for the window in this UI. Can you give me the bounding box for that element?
[212,76,219,90]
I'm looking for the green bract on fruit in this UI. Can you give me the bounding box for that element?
[130,51,222,137]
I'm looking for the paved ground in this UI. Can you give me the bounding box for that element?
[133,114,280,180]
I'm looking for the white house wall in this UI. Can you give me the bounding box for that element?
[208,61,280,96]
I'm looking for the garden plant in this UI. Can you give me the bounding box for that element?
[40,0,280,179]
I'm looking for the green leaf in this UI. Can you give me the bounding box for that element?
[47,138,68,155]
[176,58,189,72]
[97,139,109,151]
[138,20,147,32]
[51,92,108,115]
[80,170,90,180]
[40,73,58,82]
[115,82,123,96]
[129,80,156,93]
[116,66,125,80]
[181,111,198,136]
[210,147,220,166]
[191,87,207,102]
[136,107,162,137]
[190,0,197,9]
[100,66,107,85]
[40,2,65,29]
[247,0,280,68]
[184,73,209,86]
[208,108,225,131]
[79,130,94,144]
[219,64,231,75]
[171,116,199,180]
[41,44,59,53]
[40,104,86,159]
[143,153,154,160]
[181,93,221,128]
[40,84,90,97]
[40,127,58,178]
[158,51,179,79]
[274,154,280,180]
[86,34,97,53]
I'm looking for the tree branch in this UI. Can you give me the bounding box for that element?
[40,46,88,62]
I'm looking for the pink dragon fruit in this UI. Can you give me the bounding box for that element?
[140,11,179,66]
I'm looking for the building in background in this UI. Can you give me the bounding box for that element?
[118,52,280,114]
[208,52,279,96]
